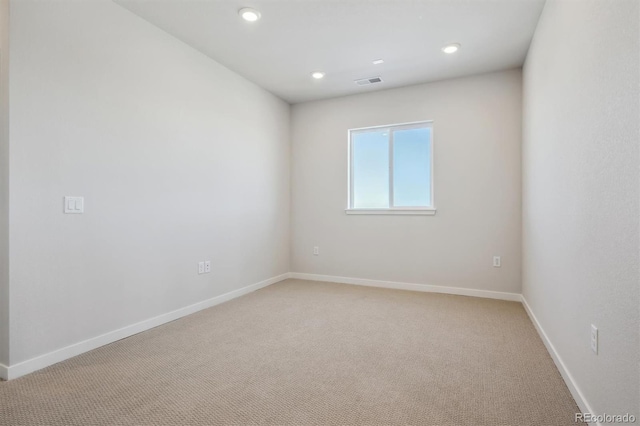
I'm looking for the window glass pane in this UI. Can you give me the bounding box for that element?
[352,130,389,208]
[393,128,431,207]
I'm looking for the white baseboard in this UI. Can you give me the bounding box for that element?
[0,271,595,426]
[521,296,599,426]
[289,272,521,302]
[1,272,291,381]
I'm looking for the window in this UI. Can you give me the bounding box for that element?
[347,121,435,215]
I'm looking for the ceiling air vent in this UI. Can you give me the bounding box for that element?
[355,76,383,86]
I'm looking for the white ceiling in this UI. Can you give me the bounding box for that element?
[115,0,546,104]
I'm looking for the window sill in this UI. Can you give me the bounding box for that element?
[345,208,437,216]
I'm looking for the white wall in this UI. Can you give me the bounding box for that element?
[523,0,639,417]
[8,0,290,366]
[0,0,9,368]
[291,69,522,294]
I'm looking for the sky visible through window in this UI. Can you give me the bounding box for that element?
[393,128,431,206]
[352,127,431,208]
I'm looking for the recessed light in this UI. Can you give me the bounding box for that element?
[372,59,384,65]
[442,43,461,54]
[239,7,261,22]
[311,71,325,79]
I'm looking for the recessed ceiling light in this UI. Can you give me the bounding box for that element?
[442,43,461,54]
[311,71,325,79]
[372,59,384,65]
[239,7,261,22]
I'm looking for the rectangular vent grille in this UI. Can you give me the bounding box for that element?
[355,77,383,86]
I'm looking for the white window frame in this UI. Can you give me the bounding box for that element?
[346,120,436,215]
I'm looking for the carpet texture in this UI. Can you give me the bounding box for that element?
[0,279,581,425]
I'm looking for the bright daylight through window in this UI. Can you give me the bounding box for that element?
[347,121,434,215]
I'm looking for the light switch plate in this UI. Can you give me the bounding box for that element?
[64,196,84,214]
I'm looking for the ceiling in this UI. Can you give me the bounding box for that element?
[115,0,546,104]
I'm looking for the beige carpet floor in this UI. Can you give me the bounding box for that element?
[0,279,581,425]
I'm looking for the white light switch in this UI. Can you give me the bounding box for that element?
[64,196,84,214]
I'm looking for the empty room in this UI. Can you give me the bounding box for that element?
[0,0,638,425]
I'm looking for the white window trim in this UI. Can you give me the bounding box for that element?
[346,120,436,216]
[345,208,436,215]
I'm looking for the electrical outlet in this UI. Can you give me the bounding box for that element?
[313,246,319,256]
[198,261,205,275]
[493,256,501,267]
[591,324,598,354]
[204,261,211,273]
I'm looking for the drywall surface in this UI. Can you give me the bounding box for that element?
[522,0,639,417]
[0,0,9,367]
[9,0,290,364]
[291,69,522,293]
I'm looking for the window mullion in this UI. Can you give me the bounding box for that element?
[349,135,354,209]
[388,129,394,208]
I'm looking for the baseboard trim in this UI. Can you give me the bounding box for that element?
[521,296,599,426]
[1,272,291,381]
[0,271,595,426]
[289,272,521,302]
